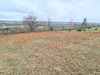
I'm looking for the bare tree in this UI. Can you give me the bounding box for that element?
[69,19,74,27]
[47,17,54,31]
[23,13,39,32]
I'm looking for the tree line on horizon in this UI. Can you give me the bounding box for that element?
[23,13,89,32]
[0,13,99,35]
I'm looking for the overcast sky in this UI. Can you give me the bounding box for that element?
[0,0,100,22]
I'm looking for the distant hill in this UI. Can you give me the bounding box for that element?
[0,19,100,26]
[0,20,22,24]
[0,20,70,26]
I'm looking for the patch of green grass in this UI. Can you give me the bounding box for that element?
[0,44,7,51]
[86,28,100,31]
[73,41,81,45]
[64,27,73,28]
[0,45,17,54]
[0,39,17,54]
[6,58,20,68]
[0,34,3,35]
[0,44,17,53]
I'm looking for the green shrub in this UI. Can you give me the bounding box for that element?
[4,28,9,31]
[77,28,82,31]
[87,26,91,29]
[83,29,86,31]
[95,28,98,30]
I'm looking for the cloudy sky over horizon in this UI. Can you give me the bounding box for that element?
[0,0,100,22]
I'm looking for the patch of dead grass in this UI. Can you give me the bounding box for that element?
[0,31,100,75]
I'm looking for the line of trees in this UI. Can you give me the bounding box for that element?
[1,13,99,35]
[23,13,89,32]
[23,13,54,32]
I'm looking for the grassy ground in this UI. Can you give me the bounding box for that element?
[0,31,100,75]
[86,28,100,31]
[64,27,73,28]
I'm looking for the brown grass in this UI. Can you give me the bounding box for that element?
[0,31,100,75]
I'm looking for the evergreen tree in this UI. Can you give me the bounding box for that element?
[81,17,87,29]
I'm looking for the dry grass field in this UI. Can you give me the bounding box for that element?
[0,31,100,75]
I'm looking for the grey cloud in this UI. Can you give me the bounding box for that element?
[0,0,100,22]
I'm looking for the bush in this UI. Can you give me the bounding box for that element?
[95,28,98,30]
[87,26,91,29]
[77,28,82,31]
[83,29,86,31]
[4,28,9,31]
